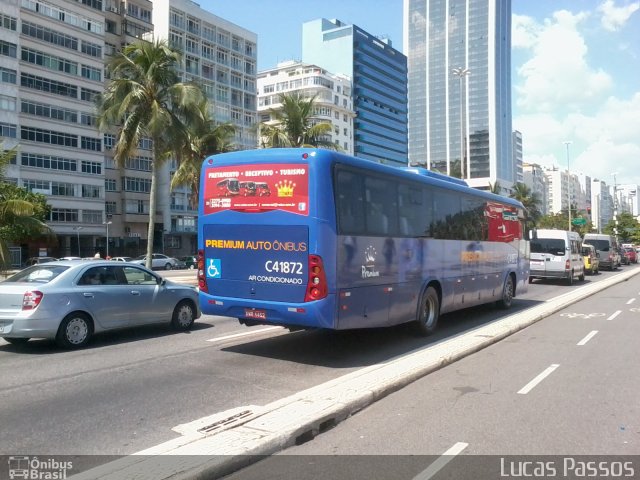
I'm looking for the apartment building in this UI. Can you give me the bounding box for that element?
[257,61,355,154]
[522,163,548,216]
[1,0,107,261]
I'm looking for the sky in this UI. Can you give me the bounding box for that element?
[199,0,640,188]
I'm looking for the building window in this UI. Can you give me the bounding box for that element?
[0,40,17,58]
[82,210,102,224]
[0,67,16,84]
[50,209,78,222]
[81,161,102,175]
[21,153,77,171]
[21,127,77,147]
[0,122,17,138]
[105,201,117,215]
[81,136,101,151]
[21,73,77,98]
[105,179,117,192]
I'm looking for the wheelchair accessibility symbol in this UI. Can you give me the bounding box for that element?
[207,259,221,278]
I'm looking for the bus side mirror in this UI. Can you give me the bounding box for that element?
[528,229,537,240]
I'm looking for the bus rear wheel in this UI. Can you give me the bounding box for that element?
[414,286,440,336]
[496,274,514,309]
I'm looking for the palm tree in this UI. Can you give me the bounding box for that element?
[510,182,542,230]
[171,100,236,210]
[259,92,338,150]
[488,181,502,195]
[0,144,53,268]
[97,39,205,269]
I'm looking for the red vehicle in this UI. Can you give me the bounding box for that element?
[623,247,638,264]
[216,178,240,197]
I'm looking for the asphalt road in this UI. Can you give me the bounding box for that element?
[226,269,640,480]
[0,266,637,466]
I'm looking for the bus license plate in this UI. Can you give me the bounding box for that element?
[245,309,266,320]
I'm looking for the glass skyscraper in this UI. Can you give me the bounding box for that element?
[303,18,408,167]
[404,0,513,189]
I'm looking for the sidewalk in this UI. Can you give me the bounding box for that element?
[72,267,640,480]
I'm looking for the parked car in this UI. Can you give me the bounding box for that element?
[623,247,638,264]
[58,256,82,261]
[581,244,599,275]
[0,260,200,348]
[179,255,197,270]
[111,256,133,262]
[25,257,58,267]
[131,253,179,270]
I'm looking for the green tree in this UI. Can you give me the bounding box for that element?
[510,182,542,231]
[258,92,338,150]
[171,100,236,210]
[97,39,205,269]
[0,145,53,267]
[488,181,502,195]
[537,209,593,236]
[603,212,640,243]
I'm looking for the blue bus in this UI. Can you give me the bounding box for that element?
[198,148,529,335]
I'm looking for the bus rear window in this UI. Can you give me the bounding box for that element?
[202,163,309,215]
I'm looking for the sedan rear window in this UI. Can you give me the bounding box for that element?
[5,265,70,283]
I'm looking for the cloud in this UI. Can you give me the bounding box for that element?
[597,0,640,31]
[515,93,640,186]
[514,10,613,113]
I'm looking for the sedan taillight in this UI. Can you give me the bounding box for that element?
[22,290,44,310]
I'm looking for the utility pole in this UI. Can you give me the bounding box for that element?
[564,141,572,231]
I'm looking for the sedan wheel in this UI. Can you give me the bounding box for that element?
[56,313,92,349]
[165,263,173,270]
[171,300,195,331]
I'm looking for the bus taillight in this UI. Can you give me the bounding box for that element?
[305,255,327,302]
[197,249,207,293]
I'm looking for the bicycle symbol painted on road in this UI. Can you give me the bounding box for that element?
[560,313,606,319]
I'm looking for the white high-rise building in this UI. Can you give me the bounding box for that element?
[522,163,548,216]
[257,61,355,155]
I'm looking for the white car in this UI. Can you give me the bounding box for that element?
[111,256,133,262]
[131,253,179,270]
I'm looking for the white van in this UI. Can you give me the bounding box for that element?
[529,229,584,285]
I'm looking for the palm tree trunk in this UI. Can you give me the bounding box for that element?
[146,155,158,269]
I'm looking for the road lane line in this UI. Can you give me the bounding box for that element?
[206,326,284,343]
[626,298,636,305]
[577,330,598,346]
[607,310,621,321]
[517,364,559,395]
[412,442,468,480]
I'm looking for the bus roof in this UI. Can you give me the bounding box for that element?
[202,148,524,210]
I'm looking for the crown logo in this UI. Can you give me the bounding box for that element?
[275,180,296,197]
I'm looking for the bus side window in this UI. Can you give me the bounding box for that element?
[336,170,365,234]
[364,176,398,236]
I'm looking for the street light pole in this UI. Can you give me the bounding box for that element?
[74,226,83,257]
[611,172,618,239]
[452,67,470,179]
[103,221,112,258]
[564,141,572,231]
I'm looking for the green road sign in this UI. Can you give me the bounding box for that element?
[572,218,587,225]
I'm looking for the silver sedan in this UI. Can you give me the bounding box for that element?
[0,260,201,349]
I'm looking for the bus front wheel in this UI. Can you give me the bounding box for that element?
[414,286,440,336]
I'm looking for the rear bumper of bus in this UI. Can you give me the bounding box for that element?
[199,292,337,329]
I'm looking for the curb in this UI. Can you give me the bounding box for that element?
[72,268,640,480]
